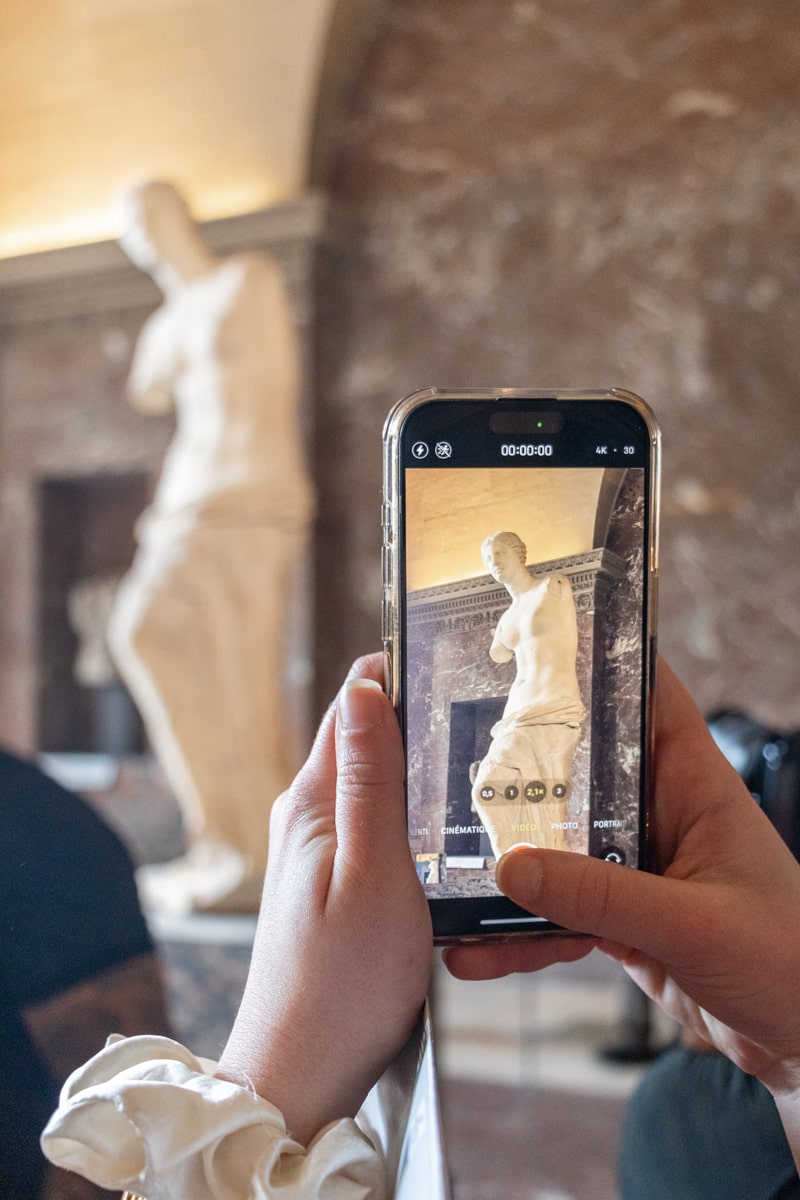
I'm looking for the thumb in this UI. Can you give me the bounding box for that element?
[334,678,408,869]
[496,845,707,964]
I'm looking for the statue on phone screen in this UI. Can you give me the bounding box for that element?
[109,181,315,913]
[470,531,585,860]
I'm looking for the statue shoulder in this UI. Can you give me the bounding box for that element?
[231,251,285,286]
[528,573,574,608]
[227,253,291,311]
[545,571,573,594]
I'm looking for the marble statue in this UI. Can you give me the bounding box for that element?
[471,532,586,860]
[68,576,122,689]
[109,181,315,913]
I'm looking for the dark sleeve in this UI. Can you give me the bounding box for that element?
[0,749,153,1008]
[0,968,59,1198]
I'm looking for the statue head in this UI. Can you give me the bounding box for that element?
[482,531,526,564]
[481,531,528,585]
[118,181,198,275]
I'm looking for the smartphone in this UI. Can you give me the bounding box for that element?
[382,388,660,944]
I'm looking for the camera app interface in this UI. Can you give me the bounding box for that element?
[400,403,649,900]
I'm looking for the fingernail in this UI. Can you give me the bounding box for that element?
[339,677,384,731]
[496,846,543,902]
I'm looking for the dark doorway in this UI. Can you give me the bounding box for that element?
[38,474,150,753]
[445,697,506,857]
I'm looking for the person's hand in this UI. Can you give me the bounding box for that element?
[216,654,432,1146]
[445,660,800,1112]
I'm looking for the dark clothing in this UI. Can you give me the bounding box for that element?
[0,970,59,1198]
[0,747,153,1197]
[1,748,152,1008]
[620,1045,800,1200]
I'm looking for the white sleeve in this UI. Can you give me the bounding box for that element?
[41,1035,387,1200]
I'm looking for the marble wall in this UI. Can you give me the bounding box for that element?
[0,308,170,750]
[314,0,800,729]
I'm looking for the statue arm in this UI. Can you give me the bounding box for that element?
[549,574,578,616]
[126,314,179,414]
[548,574,580,657]
[489,622,514,664]
[128,381,174,415]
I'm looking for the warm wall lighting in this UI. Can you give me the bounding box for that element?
[0,0,336,259]
[0,181,284,259]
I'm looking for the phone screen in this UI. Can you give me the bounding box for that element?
[384,391,659,940]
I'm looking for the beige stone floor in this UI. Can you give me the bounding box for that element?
[431,951,677,1200]
[432,948,675,1097]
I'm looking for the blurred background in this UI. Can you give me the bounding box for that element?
[1,2,799,1197]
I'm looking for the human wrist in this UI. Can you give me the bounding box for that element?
[215,1015,361,1147]
[215,1024,308,1142]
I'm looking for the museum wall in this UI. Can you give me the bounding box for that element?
[0,304,170,751]
[313,0,800,728]
[1,0,799,756]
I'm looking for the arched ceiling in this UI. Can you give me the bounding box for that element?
[0,0,381,258]
[405,468,607,592]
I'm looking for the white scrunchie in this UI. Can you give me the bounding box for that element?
[41,1035,387,1200]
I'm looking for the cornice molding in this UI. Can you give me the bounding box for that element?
[407,549,625,635]
[0,193,328,329]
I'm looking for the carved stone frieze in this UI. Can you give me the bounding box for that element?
[407,549,625,637]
